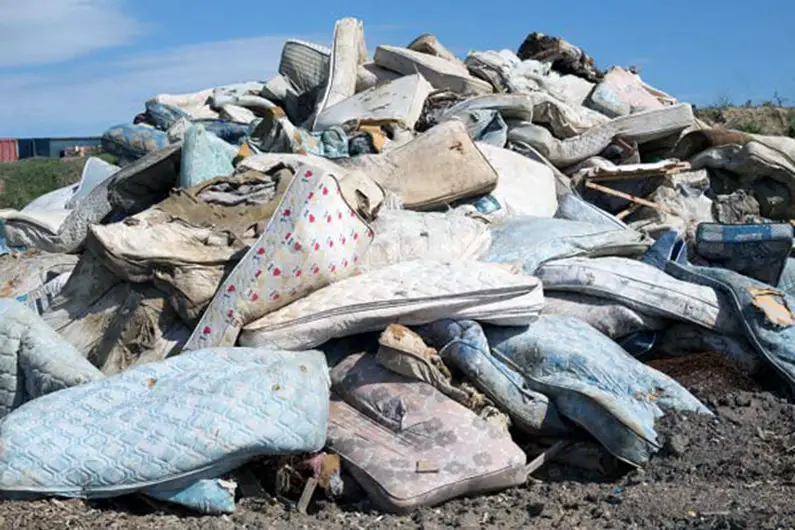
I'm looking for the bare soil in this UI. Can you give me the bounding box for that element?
[2,351,795,530]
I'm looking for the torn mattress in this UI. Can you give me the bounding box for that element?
[422,317,709,466]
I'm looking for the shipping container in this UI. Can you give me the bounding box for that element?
[47,137,102,158]
[0,139,18,162]
[16,138,34,159]
[15,137,102,159]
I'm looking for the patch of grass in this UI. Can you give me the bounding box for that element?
[714,95,733,108]
[735,122,766,134]
[95,152,119,166]
[0,157,85,210]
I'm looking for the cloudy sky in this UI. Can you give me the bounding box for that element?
[1,0,792,137]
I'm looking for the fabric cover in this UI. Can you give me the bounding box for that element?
[240,259,544,350]
[327,352,526,513]
[183,163,373,350]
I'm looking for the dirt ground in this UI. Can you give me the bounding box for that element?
[2,351,795,530]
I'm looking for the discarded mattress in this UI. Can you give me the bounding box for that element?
[440,93,535,123]
[218,104,260,124]
[355,62,403,92]
[424,317,709,466]
[101,123,169,162]
[508,103,694,167]
[0,250,78,299]
[418,320,571,437]
[690,141,795,217]
[87,208,248,325]
[536,256,738,335]
[2,144,181,253]
[39,253,122,336]
[359,210,492,273]
[312,18,368,129]
[464,49,596,108]
[554,192,629,229]
[0,348,329,513]
[183,162,373,350]
[624,170,715,243]
[37,263,186,372]
[442,107,508,147]
[20,186,78,215]
[443,92,608,139]
[37,264,148,363]
[694,223,794,287]
[13,271,72,316]
[76,284,188,375]
[463,49,529,93]
[485,217,650,274]
[145,101,190,130]
[587,67,664,118]
[374,324,511,432]
[454,142,558,220]
[239,259,544,350]
[67,157,120,209]
[154,167,289,238]
[666,262,795,397]
[0,299,102,418]
[407,33,466,68]
[327,352,526,513]
[541,292,667,339]
[336,120,498,210]
[278,40,331,94]
[148,89,214,118]
[779,258,795,298]
[260,75,296,105]
[374,45,493,95]
[234,153,386,221]
[657,323,761,375]
[0,158,119,246]
[314,74,433,131]
[179,124,236,189]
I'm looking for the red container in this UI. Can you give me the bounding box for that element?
[0,139,18,162]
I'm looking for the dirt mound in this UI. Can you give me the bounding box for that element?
[695,105,795,137]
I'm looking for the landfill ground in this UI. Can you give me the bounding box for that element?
[2,351,793,530]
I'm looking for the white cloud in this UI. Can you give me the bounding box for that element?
[0,34,326,137]
[0,0,143,67]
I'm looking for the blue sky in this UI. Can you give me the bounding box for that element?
[1,0,792,138]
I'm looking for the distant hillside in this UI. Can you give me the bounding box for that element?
[694,105,795,137]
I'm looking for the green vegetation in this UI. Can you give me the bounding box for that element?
[95,152,119,166]
[735,122,765,134]
[0,157,85,210]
